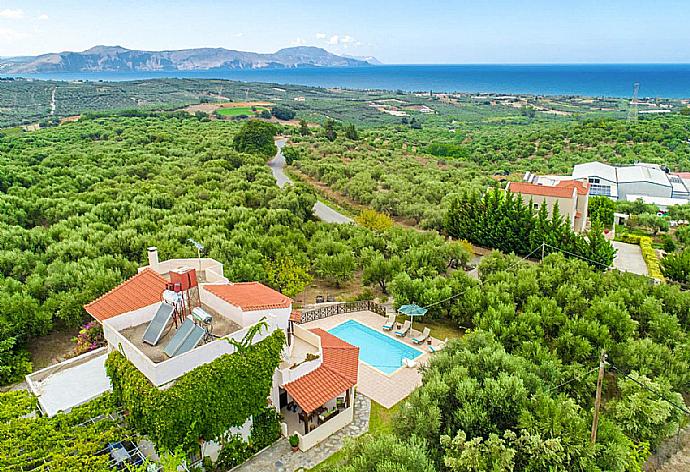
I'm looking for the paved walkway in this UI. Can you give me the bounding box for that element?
[235,392,370,472]
[269,139,354,224]
[612,241,648,276]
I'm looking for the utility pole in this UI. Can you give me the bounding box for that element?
[590,350,607,444]
[541,242,545,260]
[627,83,640,122]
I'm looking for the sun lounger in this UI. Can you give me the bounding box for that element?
[395,320,411,337]
[412,327,431,344]
[428,337,448,353]
[382,314,396,330]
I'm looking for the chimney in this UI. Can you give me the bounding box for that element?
[147,247,159,270]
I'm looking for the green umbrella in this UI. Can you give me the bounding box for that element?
[397,304,428,334]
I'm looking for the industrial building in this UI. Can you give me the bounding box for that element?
[525,162,690,209]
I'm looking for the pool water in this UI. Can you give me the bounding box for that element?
[328,319,422,374]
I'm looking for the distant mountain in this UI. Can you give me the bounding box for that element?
[0,46,379,73]
[342,54,383,65]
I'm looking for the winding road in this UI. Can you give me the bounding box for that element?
[270,139,354,224]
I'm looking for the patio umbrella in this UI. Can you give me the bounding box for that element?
[397,304,428,334]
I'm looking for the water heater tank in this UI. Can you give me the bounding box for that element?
[191,307,212,325]
[163,290,182,305]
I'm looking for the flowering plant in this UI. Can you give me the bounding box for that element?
[73,321,104,355]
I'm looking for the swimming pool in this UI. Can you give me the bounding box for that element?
[328,319,422,374]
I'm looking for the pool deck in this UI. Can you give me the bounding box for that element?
[302,311,442,408]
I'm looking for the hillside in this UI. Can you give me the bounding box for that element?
[0,45,376,74]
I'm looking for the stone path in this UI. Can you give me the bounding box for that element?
[234,393,370,472]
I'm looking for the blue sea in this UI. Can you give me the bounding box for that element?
[13,64,690,98]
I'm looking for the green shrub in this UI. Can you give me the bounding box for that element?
[215,435,253,470]
[249,407,281,451]
[639,236,664,281]
[618,233,642,244]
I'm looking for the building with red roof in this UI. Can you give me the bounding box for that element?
[84,268,168,321]
[506,179,589,232]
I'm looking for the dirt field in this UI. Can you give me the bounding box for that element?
[27,328,78,370]
[181,101,273,115]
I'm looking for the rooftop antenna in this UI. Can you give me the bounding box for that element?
[187,238,204,271]
[627,82,640,122]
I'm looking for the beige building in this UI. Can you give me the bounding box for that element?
[506,180,589,232]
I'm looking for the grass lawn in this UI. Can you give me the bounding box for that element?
[215,106,267,117]
[395,314,465,341]
[309,401,402,471]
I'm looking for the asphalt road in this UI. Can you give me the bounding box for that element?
[270,139,354,224]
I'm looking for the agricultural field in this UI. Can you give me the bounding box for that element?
[1,76,663,130]
[215,105,268,117]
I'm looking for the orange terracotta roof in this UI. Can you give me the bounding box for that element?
[84,268,167,321]
[556,179,590,196]
[284,329,359,413]
[673,172,690,179]
[205,282,292,311]
[290,310,302,323]
[507,182,576,199]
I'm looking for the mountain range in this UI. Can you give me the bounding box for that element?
[0,46,379,74]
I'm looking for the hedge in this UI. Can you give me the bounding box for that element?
[639,236,664,281]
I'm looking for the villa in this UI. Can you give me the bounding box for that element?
[506,179,589,232]
[25,248,365,456]
[26,247,443,465]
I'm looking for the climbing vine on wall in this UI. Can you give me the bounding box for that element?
[105,329,285,452]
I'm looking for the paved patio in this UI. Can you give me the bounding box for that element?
[301,311,441,408]
[234,392,370,472]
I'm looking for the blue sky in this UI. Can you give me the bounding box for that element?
[1,0,689,63]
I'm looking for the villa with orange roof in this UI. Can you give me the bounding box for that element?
[506,179,589,232]
[27,247,360,454]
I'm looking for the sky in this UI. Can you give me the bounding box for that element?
[1,0,690,63]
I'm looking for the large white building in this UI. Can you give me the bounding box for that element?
[571,162,690,202]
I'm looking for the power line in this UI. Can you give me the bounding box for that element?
[542,242,611,270]
[421,244,544,310]
[609,364,690,416]
[545,366,600,393]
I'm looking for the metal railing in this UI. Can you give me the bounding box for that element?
[298,300,386,324]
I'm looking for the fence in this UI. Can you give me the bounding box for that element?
[298,300,387,324]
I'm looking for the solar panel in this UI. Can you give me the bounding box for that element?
[163,318,195,357]
[173,324,205,356]
[142,303,175,346]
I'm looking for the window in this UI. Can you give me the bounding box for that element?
[533,203,539,209]
[588,177,601,184]
[589,184,611,196]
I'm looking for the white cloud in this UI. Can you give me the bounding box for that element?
[291,37,306,46]
[232,32,243,38]
[37,14,49,21]
[0,9,24,20]
[315,32,326,39]
[0,27,28,42]
[321,34,358,48]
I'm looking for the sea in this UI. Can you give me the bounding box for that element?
[13,64,690,99]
